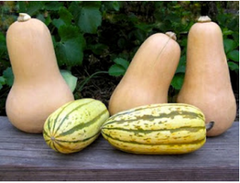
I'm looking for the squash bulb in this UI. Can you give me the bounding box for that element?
[109,32,181,115]
[6,13,74,133]
[177,16,237,137]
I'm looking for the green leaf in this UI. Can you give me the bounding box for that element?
[0,32,6,57]
[69,2,81,21]
[60,70,78,92]
[36,14,52,26]
[58,6,73,25]
[227,50,239,62]
[104,1,121,11]
[52,19,65,29]
[113,58,130,70]
[228,62,239,71]
[135,23,154,33]
[228,17,239,32]
[58,25,82,41]
[44,1,64,11]
[55,25,85,67]
[52,7,73,29]
[77,6,102,34]
[217,14,228,26]
[3,67,14,87]
[56,38,84,67]
[0,76,6,85]
[18,1,44,16]
[81,1,101,7]
[111,1,121,11]
[224,39,238,53]
[108,64,126,77]
[232,33,239,43]
[165,13,181,23]
[175,55,186,74]
[88,43,108,55]
[222,28,234,37]
[0,32,5,42]
[175,65,186,74]
[129,29,146,44]
[18,2,27,14]
[117,37,127,49]
[171,73,185,90]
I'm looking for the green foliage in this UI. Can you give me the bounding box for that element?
[15,1,102,69]
[108,58,130,77]
[76,3,102,34]
[60,70,78,92]
[217,12,239,73]
[0,1,238,102]
[224,38,239,72]
[77,71,109,93]
[0,67,14,90]
[0,32,7,61]
[171,56,186,90]
[55,25,85,67]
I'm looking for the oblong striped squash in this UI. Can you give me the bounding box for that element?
[43,98,109,154]
[101,103,206,154]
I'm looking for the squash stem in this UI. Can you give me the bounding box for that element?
[17,13,31,22]
[197,16,212,23]
[155,31,177,62]
[165,32,177,41]
[206,121,214,131]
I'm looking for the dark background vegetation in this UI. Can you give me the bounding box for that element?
[0,1,239,117]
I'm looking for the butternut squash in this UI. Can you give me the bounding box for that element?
[6,13,74,133]
[177,16,237,136]
[108,32,181,115]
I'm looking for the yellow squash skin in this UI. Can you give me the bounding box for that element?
[177,16,236,137]
[43,98,109,154]
[108,32,180,115]
[101,103,206,155]
[6,13,74,133]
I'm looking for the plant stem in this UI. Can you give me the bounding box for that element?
[78,71,109,92]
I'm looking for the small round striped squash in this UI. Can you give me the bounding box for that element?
[43,98,109,154]
[101,103,206,155]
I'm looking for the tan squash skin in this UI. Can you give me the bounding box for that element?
[6,13,74,133]
[109,32,181,115]
[177,16,236,137]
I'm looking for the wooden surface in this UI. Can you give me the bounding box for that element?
[0,116,238,181]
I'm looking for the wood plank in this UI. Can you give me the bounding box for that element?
[0,116,238,181]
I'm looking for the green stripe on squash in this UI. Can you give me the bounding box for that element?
[101,103,207,154]
[102,132,206,146]
[43,98,109,154]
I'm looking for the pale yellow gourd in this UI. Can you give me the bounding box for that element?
[6,13,74,133]
[177,16,237,136]
[109,32,181,115]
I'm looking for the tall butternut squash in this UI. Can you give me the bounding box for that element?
[6,13,74,133]
[177,16,236,136]
[109,32,181,115]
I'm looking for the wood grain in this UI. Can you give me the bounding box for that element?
[0,116,238,181]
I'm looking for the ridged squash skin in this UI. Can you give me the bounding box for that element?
[43,98,109,154]
[177,16,236,137]
[6,13,74,133]
[101,103,206,155]
[108,32,180,115]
